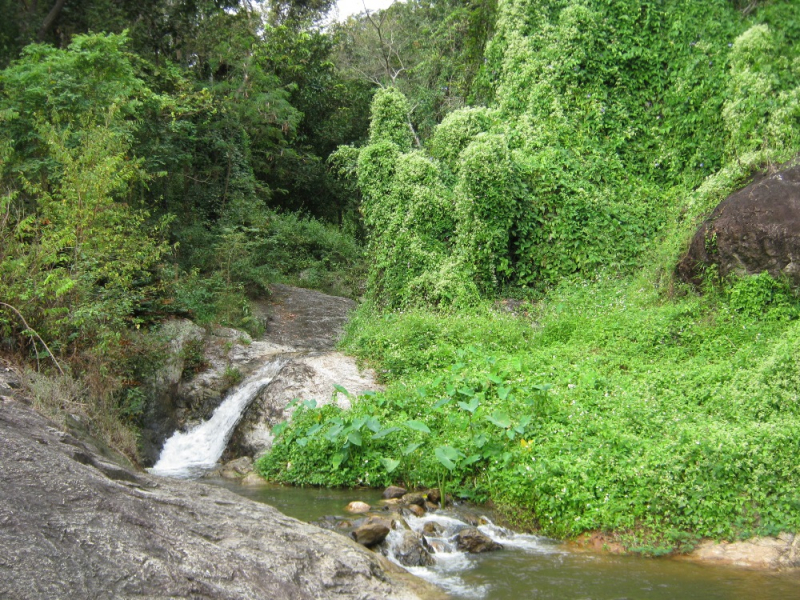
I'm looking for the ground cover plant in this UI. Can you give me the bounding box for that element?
[259,272,800,550]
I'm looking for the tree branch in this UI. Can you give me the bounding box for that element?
[0,302,65,376]
[37,0,67,42]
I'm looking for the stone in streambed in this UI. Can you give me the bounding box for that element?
[404,504,425,518]
[383,485,407,499]
[352,517,392,547]
[383,530,436,567]
[345,501,371,514]
[241,471,266,485]
[422,522,443,536]
[453,528,503,553]
[402,492,426,507]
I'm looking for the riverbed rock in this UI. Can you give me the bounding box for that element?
[453,528,504,553]
[346,501,372,514]
[405,504,426,518]
[241,471,266,486]
[383,485,408,499]
[0,395,444,600]
[686,534,800,569]
[352,517,393,547]
[402,492,427,507]
[383,530,436,567]
[422,522,443,536]
[676,162,800,287]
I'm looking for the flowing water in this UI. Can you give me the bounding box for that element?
[215,481,800,600]
[149,357,286,478]
[151,363,800,599]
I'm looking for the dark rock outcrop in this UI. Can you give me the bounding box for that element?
[383,485,408,499]
[0,393,442,600]
[677,163,800,286]
[453,528,503,553]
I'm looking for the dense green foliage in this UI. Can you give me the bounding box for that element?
[351,0,800,308]
[259,274,800,549]
[258,0,800,551]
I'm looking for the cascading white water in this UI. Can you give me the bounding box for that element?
[382,510,561,599]
[149,357,286,479]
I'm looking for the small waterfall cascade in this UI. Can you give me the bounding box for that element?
[382,511,560,599]
[149,357,286,479]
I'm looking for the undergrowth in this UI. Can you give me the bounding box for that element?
[258,272,800,550]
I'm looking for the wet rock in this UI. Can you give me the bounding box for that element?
[404,504,426,518]
[346,501,371,514]
[352,517,393,547]
[241,471,266,486]
[224,455,253,474]
[0,396,442,599]
[425,488,441,504]
[386,530,436,567]
[229,353,381,459]
[677,162,800,287]
[383,485,408,499]
[422,522,443,536]
[402,492,427,507]
[453,528,504,553]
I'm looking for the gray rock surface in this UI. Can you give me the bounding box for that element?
[453,528,503,553]
[143,284,381,466]
[0,391,443,600]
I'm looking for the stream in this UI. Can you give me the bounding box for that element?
[149,350,799,600]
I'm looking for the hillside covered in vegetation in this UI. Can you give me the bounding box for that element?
[2,0,800,551]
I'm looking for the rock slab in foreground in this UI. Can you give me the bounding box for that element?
[0,396,443,600]
[677,162,800,286]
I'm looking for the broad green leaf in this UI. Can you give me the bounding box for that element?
[458,387,475,397]
[458,398,480,414]
[306,423,322,436]
[404,420,431,434]
[497,386,511,400]
[351,416,367,431]
[486,411,512,429]
[433,396,454,409]
[381,457,400,473]
[371,426,400,440]
[434,446,459,471]
[325,423,344,440]
[402,442,423,455]
[347,430,362,446]
[366,417,382,433]
[297,437,309,447]
[301,399,317,409]
[333,383,351,396]
[487,374,503,384]
[462,454,481,467]
[272,421,288,436]
[332,452,346,469]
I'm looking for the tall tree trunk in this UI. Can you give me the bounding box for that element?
[36,0,67,42]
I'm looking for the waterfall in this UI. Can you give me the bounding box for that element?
[149,357,286,478]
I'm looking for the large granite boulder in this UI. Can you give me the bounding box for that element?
[0,390,442,600]
[677,163,800,286]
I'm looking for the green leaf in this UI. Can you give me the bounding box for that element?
[487,374,503,384]
[347,430,362,446]
[486,411,512,429]
[381,457,400,473]
[272,421,288,437]
[497,386,511,400]
[433,396,454,409]
[333,383,351,396]
[458,387,475,397]
[366,417,382,433]
[404,420,431,434]
[434,446,460,472]
[325,423,344,440]
[462,454,481,467]
[371,426,400,440]
[458,398,480,414]
[297,437,309,447]
[306,423,322,436]
[402,442,423,455]
[332,452,346,469]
